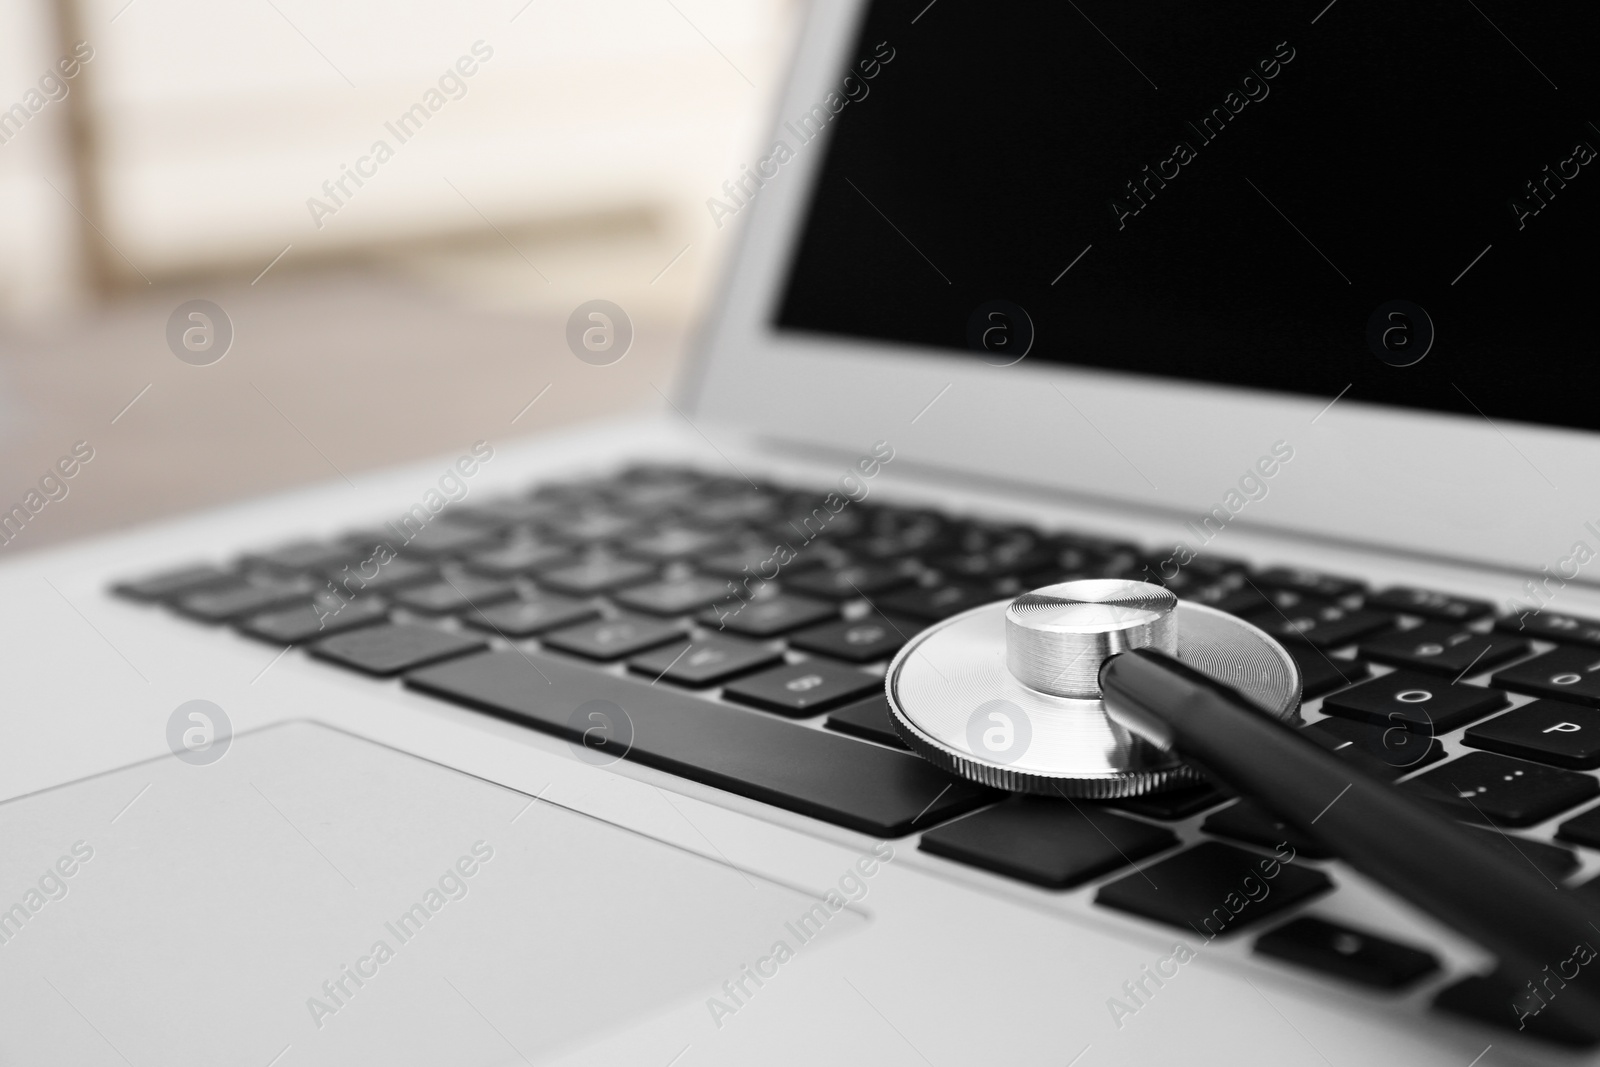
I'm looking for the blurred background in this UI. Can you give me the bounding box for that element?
[0,0,799,551]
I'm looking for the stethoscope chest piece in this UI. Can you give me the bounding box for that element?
[885,578,1301,797]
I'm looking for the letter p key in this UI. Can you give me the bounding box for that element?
[1544,721,1584,734]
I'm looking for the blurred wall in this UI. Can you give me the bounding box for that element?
[0,0,801,555]
[0,0,799,312]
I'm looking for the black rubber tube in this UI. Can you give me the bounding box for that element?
[1101,647,1600,1036]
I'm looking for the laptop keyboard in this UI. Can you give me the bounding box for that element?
[111,461,1600,1045]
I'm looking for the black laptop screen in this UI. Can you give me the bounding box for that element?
[772,1,1599,432]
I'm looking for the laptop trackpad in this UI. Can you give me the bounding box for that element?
[0,721,859,1064]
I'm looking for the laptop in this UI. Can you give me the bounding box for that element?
[5,0,1598,1062]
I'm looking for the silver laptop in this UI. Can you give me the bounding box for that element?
[5,1,1598,1063]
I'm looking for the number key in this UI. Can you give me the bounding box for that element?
[1492,648,1600,708]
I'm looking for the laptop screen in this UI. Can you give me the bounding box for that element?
[773,1,1597,432]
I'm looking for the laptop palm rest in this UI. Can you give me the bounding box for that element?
[0,721,859,1064]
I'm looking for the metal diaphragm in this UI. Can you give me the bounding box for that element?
[885,580,1302,797]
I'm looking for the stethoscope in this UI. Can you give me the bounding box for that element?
[888,578,1600,1033]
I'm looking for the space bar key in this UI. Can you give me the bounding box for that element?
[403,650,995,837]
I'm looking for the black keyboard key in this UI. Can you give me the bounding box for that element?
[1204,792,1573,875]
[1103,782,1229,820]
[1576,871,1600,904]
[1254,602,1394,649]
[826,695,910,749]
[1302,717,1445,777]
[1255,917,1438,989]
[691,492,779,526]
[309,623,486,677]
[722,660,882,717]
[699,594,836,637]
[1465,701,1600,769]
[627,635,781,687]
[1468,827,1578,879]
[241,540,355,577]
[1095,842,1331,937]
[405,649,997,836]
[1147,565,1245,600]
[538,557,656,596]
[1290,647,1369,698]
[1435,973,1600,1047]
[460,594,599,638]
[698,545,823,580]
[112,563,236,602]
[393,575,518,615]
[1256,566,1365,599]
[877,583,996,621]
[786,564,914,601]
[1171,553,1253,580]
[1367,587,1493,623]
[1205,584,1313,618]
[540,615,686,661]
[788,612,914,664]
[463,538,573,578]
[1202,801,1332,859]
[175,580,312,623]
[920,797,1177,889]
[236,595,389,644]
[1321,670,1507,733]
[1494,648,1600,708]
[544,510,638,543]
[1556,803,1600,850]
[1358,623,1529,677]
[1402,751,1599,827]
[320,555,437,594]
[391,521,498,560]
[451,495,563,529]
[1497,610,1600,649]
[622,527,731,562]
[612,575,732,616]
[929,545,1054,581]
